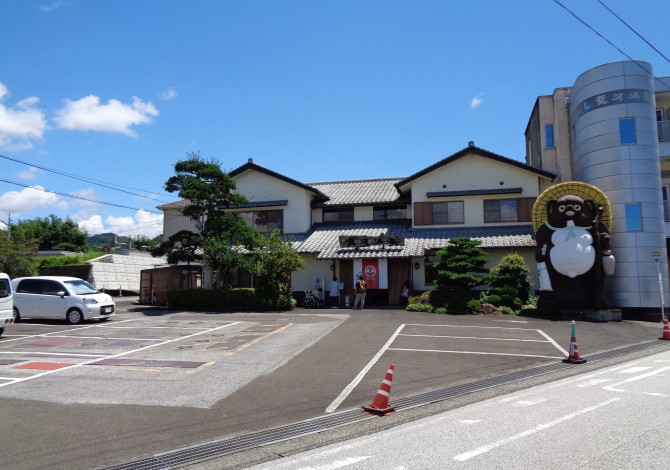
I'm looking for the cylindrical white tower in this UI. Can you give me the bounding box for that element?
[569,61,667,309]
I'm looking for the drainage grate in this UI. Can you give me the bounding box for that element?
[102,339,668,470]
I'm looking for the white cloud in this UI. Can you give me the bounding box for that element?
[74,210,163,238]
[0,186,68,214]
[53,95,159,136]
[76,214,105,235]
[36,1,68,13]
[0,83,47,151]
[470,93,485,109]
[160,87,177,101]
[17,166,43,181]
[69,188,99,208]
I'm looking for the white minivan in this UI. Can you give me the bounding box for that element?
[0,273,14,336]
[12,276,115,324]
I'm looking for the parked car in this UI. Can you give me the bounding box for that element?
[0,273,14,335]
[11,276,115,324]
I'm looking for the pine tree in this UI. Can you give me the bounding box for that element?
[432,237,490,312]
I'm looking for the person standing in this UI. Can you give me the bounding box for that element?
[400,281,410,306]
[353,275,367,310]
[329,276,340,308]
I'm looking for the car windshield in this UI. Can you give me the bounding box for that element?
[63,279,98,295]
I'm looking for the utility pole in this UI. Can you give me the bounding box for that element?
[1,212,9,242]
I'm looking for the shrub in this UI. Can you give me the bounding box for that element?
[433,307,448,314]
[466,299,483,315]
[408,291,431,305]
[488,253,531,307]
[432,237,490,311]
[167,288,265,311]
[406,303,434,312]
[498,305,516,315]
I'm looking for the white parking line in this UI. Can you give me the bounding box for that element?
[388,348,563,359]
[399,334,550,343]
[25,335,166,341]
[0,321,243,388]
[0,351,106,357]
[325,323,565,413]
[0,319,136,343]
[325,324,406,413]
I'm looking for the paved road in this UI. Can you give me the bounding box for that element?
[244,348,670,469]
[0,298,665,469]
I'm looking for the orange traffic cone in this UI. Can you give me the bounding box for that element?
[660,316,670,341]
[362,364,396,416]
[562,320,587,364]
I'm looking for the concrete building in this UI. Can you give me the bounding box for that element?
[525,60,670,313]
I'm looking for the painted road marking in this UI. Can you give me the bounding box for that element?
[326,323,564,413]
[453,398,620,461]
[387,348,563,359]
[0,321,243,388]
[0,319,136,343]
[14,362,73,370]
[603,366,670,392]
[326,324,405,413]
[399,333,550,343]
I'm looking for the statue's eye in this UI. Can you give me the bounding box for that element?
[558,205,566,212]
[574,204,581,211]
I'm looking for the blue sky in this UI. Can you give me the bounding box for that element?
[1,0,668,238]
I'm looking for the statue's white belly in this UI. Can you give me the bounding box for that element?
[550,228,595,278]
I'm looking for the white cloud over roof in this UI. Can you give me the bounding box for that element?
[53,95,159,136]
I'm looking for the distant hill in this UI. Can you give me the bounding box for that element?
[87,233,128,248]
[86,233,162,249]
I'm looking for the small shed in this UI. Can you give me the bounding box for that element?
[139,265,202,305]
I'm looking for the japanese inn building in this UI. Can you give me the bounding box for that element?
[158,142,556,306]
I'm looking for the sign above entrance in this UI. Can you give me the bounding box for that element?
[339,234,405,248]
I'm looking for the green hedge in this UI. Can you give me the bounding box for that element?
[167,288,267,312]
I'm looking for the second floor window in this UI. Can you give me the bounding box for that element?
[484,199,518,222]
[373,205,407,220]
[432,201,464,224]
[239,209,283,233]
[323,208,354,222]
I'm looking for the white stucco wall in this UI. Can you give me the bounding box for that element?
[411,153,544,228]
[233,171,313,233]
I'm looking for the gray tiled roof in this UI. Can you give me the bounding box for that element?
[295,222,536,259]
[309,178,406,206]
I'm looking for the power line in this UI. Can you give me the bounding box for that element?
[0,154,177,203]
[0,178,163,214]
[552,0,670,90]
[596,0,670,66]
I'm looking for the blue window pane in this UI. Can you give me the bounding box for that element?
[620,118,636,144]
[545,124,554,148]
[624,204,643,231]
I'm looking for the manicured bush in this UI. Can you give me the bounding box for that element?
[433,307,448,314]
[406,303,434,312]
[167,288,266,312]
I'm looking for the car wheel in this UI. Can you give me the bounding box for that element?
[66,308,84,325]
[13,307,20,322]
[0,327,4,336]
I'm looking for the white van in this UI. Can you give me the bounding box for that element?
[12,276,115,324]
[0,273,14,336]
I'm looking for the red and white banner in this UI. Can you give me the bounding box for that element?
[362,259,379,289]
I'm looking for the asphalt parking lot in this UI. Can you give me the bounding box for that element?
[0,299,667,470]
